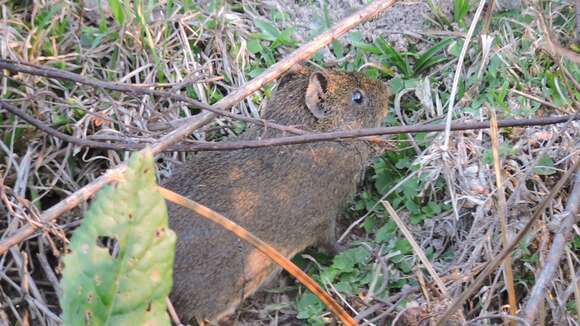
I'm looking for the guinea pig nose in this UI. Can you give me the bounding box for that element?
[352,90,364,104]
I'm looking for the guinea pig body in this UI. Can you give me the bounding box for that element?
[164,68,390,324]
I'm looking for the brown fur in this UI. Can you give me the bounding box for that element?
[163,67,389,324]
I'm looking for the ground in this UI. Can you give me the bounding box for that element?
[0,0,579,325]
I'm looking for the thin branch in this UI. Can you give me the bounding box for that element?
[153,114,580,151]
[510,89,561,111]
[0,59,306,135]
[2,98,577,152]
[506,119,575,207]
[10,99,580,149]
[435,158,580,326]
[165,298,182,326]
[520,169,580,322]
[0,0,399,256]
[536,9,580,65]
[158,187,357,326]
[382,201,448,296]
[0,100,143,151]
[489,109,518,319]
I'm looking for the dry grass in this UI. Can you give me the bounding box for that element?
[0,0,579,325]
[1,1,260,324]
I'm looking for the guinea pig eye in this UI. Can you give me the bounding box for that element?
[352,90,364,105]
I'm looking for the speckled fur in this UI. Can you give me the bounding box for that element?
[163,68,389,324]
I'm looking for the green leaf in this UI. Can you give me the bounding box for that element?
[34,6,61,29]
[248,67,265,78]
[332,247,370,273]
[51,112,69,128]
[448,40,463,57]
[573,234,580,251]
[394,239,412,255]
[347,32,381,54]
[483,144,517,164]
[414,38,452,74]
[255,19,280,41]
[376,220,396,243]
[395,158,412,170]
[397,259,413,273]
[375,38,411,77]
[321,0,331,28]
[424,201,442,215]
[533,156,557,176]
[296,292,324,321]
[362,214,378,234]
[404,199,420,213]
[60,150,176,325]
[374,173,391,194]
[545,71,570,106]
[453,0,470,27]
[388,76,405,93]
[272,27,297,48]
[182,0,195,11]
[272,10,289,22]
[332,251,357,273]
[425,247,434,260]
[402,178,419,199]
[334,280,354,293]
[247,38,263,54]
[80,26,108,49]
[108,0,125,25]
[410,213,426,225]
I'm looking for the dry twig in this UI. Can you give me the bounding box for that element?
[1,99,577,152]
[535,9,580,64]
[510,89,562,111]
[520,167,580,322]
[489,109,518,318]
[382,201,448,295]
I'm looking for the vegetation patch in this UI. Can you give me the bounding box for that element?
[0,0,578,325]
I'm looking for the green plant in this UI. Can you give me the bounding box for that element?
[453,0,470,27]
[108,0,126,25]
[60,150,176,325]
[532,156,557,176]
[296,291,325,325]
[246,17,298,78]
[349,36,452,79]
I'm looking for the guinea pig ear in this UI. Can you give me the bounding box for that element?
[305,72,329,119]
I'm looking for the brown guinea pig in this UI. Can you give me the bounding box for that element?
[164,67,390,324]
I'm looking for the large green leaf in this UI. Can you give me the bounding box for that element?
[60,149,176,326]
